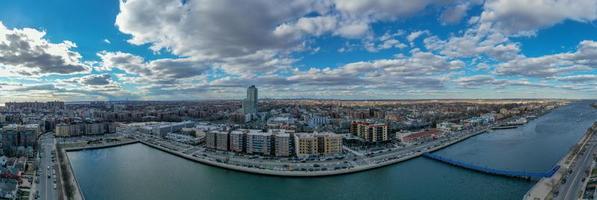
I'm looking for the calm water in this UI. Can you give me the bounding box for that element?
[435,100,597,172]
[68,101,597,200]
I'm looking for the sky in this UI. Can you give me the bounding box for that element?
[0,0,596,103]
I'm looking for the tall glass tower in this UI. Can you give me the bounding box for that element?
[243,85,258,114]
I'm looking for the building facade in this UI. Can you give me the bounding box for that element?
[274,133,291,157]
[1,124,40,155]
[351,121,389,142]
[316,132,342,155]
[55,122,116,137]
[294,133,318,157]
[246,131,272,155]
[242,85,258,115]
[216,131,229,151]
[229,130,246,153]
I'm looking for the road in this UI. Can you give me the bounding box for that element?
[556,131,596,200]
[34,133,58,200]
[133,126,488,172]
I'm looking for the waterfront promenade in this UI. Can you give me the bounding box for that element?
[135,127,489,177]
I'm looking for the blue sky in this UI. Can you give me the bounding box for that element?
[0,0,596,102]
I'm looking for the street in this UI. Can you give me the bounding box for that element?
[555,131,596,200]
[33,133,58,200]
[132,126,488,173]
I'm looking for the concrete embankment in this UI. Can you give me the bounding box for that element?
[56,146,84,200]
[64,140,139,152]
[58,139,138,200]
[139,128,488,177]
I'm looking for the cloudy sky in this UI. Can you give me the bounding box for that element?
[0,0,596,103]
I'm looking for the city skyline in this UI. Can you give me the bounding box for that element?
[0,0,597,103]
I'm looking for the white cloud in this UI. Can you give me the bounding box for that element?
[440,2,472,25]
[0,21,90,76]
[103,39,111,44]
[479,0,597,35]
[335,22,370,38]
[556,74,597,83]
[423,25,521,61]
[333,0,439,21]
[495,40,597,77]
[273,16,338,39]
[407,30,430,46]
[97,51,210,82]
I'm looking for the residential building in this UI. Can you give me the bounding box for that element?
[351,121,389,142]
[55,122,116,137]
[294,133,318,157]
[229,130,246,153]
[246,130,272,155]
[316,132,342,155]
[242,85,258,115]
[216,131,229,151]
[274,133,291,157]
[1,124,39,156]
[205,131,219,149]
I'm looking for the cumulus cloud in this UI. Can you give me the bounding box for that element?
[114,0,471,76]
[116,0,324,58]
[273,16,338,39]
[441,3,472,25]
[479,0,597,35]
[68,74,112,85]
[333,0,443,21]
[407,30,430,46]
[556,74,597,83]
[495,40,597,77]
[81,74,111,85]
[364,31,407,52]
[98,51,209,81]
[455,75,563,90]
[424,25,521,61]
[0,22,90,76]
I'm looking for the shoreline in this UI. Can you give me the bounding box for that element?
[135,128,488,177]
[63,140,140,152]
[60,139,139,200]
[60,128,488,178]
[523,122,597,200]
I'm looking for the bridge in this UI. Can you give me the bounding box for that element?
[423,153,560,179]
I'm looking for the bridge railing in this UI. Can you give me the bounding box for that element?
[423,153,559,178]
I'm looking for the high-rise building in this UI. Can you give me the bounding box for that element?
[295,132,342,157]
[351,121,389,142]
[216,131,229,151]
[1,124,40,156]
[229,130,246,153]
[206,131,218,149]
[316,132,342,155]
[242,85,258,115]
[246,130,272,155]
[274,133,291,157]
[294,133,318,157]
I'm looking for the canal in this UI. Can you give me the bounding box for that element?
[67,101,597,200]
